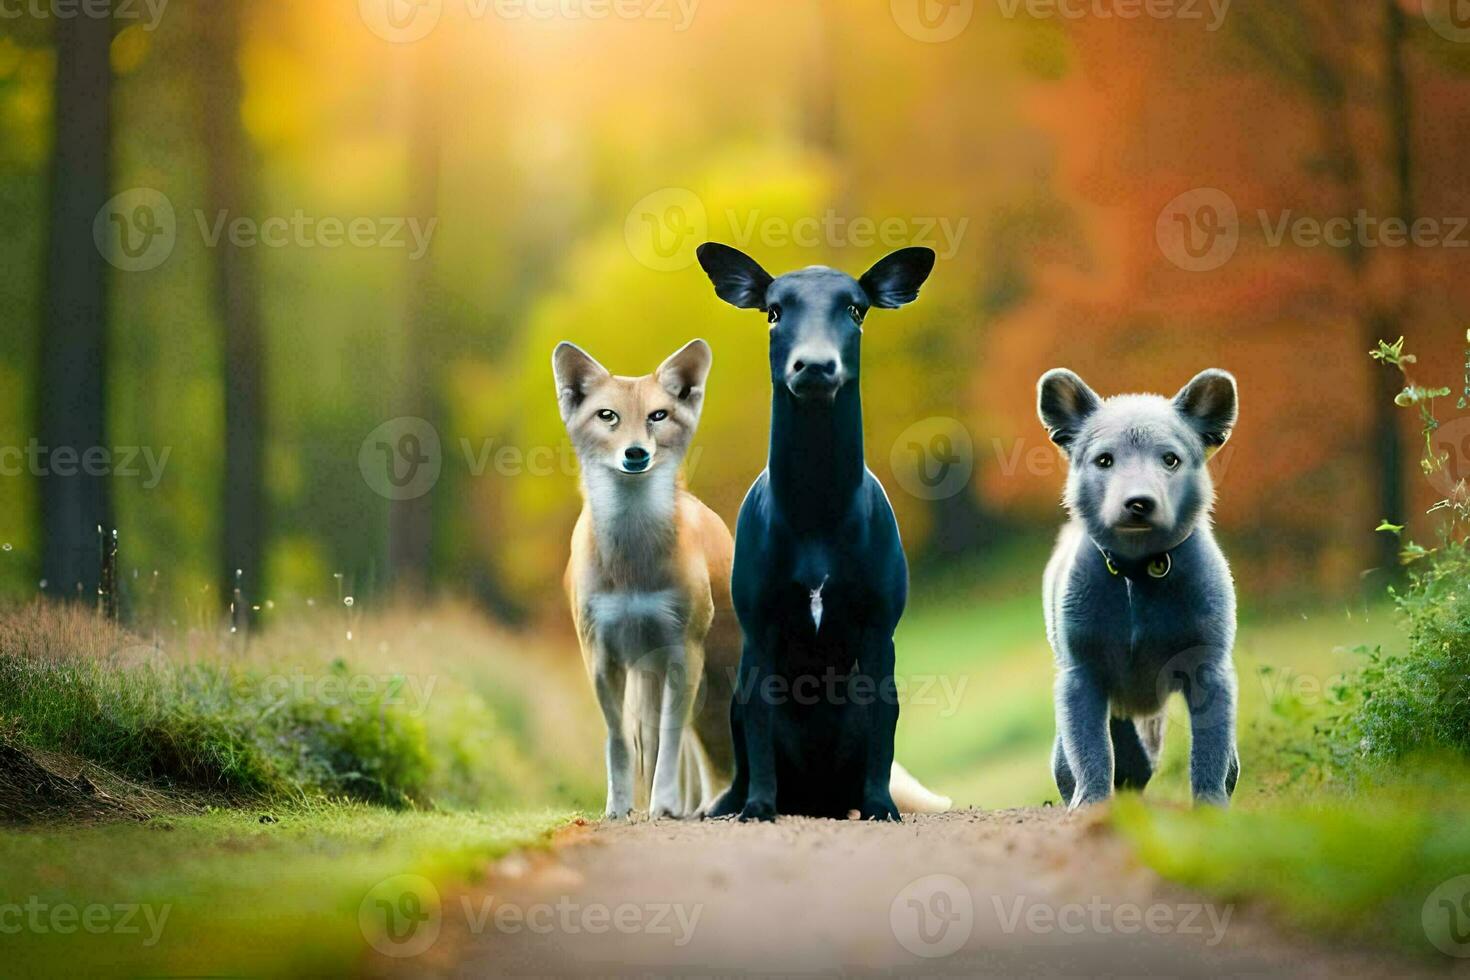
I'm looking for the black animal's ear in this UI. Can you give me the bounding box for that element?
[859,247,937,309]
[1174,369,1238,452]
[1037,369,1102,454]
[696,243,774,310]
[552,342,610,422]
[656,339,712,410]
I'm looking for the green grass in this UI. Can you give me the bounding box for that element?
[0,802,573,977]
[0,602,604,811]
[1113,761,1470,957]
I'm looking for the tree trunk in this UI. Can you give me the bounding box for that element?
[40,4,113,598]
[387,47,442,594]
[1368,0,1412,573]
[198,0,268,617]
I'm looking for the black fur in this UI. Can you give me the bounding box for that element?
[696,244,935,822]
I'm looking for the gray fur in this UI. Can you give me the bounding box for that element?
[1038,369,1241,809]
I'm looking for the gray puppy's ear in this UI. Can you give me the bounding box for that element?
[657,339,712,410]
[1173,369,1238,452]
[696,243,774,310]
[1037,369,1101,454]
[552,342,610,422]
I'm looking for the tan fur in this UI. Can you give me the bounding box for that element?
[557,340,737,817]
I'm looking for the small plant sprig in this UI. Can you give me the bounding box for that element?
[1370,333,1470,559]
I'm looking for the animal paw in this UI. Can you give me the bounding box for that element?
[738,798,777,823]
[603,807,634,822]
[859,795,901,822]
[1193,791,1230,809]
[703,790,742,820]
[650,805,683,821]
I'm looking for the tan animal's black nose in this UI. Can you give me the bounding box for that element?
[624,446,649,463]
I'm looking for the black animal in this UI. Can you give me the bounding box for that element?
[696,243,936,822]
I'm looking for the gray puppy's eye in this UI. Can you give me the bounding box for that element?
[1163,452,1181,470]
[1095,453,1114,469]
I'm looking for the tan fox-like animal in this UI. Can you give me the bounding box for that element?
[555,339,952,819]
[555,339,738,818]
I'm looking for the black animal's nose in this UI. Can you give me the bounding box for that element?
[625,446,649,463]
[1126,497,1156,517]
[793,359,837,377]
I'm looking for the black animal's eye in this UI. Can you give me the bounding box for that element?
[767,305,781,325]
[1163,452,1181,470]
[648,410,669,423]
[847,304,864,323]
[1095,453,1114,469]
[596,409,618,425]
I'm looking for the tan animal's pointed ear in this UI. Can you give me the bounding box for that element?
[657,339,712,410]
[552,342,610,422]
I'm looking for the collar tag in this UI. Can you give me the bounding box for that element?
[1147,554,1172,579]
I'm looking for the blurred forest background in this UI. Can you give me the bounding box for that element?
[3,0,1470,624]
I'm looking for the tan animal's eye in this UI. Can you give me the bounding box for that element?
[1163,452,1182,470]
[596,409,618,425]
[648,410,669,423]
[1095,453,1114,469]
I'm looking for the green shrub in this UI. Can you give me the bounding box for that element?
[1329,337,1470,767]
[1346,543,1470,760]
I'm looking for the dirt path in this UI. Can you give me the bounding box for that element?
[377,809,1418,978]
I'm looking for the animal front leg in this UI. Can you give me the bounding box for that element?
[1182,654,1238,807]
[1055,667,1112,809]
[649,646,696,818]
[737,655,779,822]
[593,658,634,820]
[703,695,747,818]
[857,631,900,821]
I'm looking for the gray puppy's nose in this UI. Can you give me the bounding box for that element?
[1125,497,1156,517]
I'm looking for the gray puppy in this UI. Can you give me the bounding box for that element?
[1037,368,1240,809]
